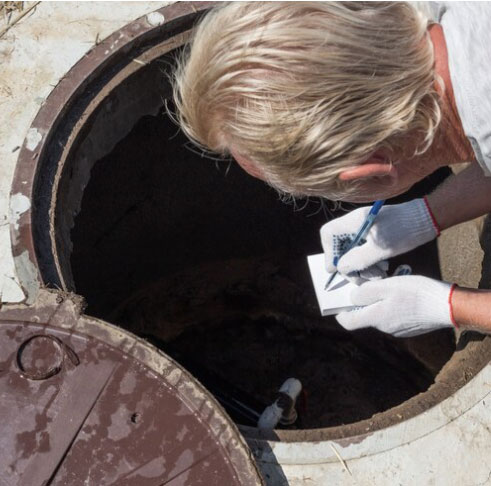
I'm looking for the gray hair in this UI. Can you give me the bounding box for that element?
[173,2,441,200]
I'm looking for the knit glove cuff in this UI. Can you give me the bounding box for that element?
[336,276,456,337]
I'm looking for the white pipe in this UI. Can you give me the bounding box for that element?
[258,378,302,430]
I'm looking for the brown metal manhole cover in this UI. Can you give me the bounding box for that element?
[0,290,263,485]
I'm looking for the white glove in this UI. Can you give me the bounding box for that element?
[320,199,439,278]
[337,276,457,337]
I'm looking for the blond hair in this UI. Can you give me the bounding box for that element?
[173,2,440,200]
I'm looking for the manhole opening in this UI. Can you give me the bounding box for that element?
[69,102,456,430]
[20,14,487,437]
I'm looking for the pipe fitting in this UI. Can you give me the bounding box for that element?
[258,378,302,430]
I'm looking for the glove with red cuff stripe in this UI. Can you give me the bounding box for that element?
[336,276,458,337]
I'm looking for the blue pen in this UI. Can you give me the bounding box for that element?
[324,199,385,290]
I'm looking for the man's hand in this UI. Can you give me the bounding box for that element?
[320,199,439,278]
[336,275,456,337]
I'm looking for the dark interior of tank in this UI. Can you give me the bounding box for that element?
[69,107,456,429]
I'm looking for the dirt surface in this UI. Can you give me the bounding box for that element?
[110,257,455,429]
[71,112,456,429]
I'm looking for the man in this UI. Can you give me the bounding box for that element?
[173,2,491,336]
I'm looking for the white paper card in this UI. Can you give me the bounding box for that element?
[307,253,357,316]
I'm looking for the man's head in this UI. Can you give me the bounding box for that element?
[173,2,441,202]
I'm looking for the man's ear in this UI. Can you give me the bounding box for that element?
[230,148,266,180]
[338,157,397,182]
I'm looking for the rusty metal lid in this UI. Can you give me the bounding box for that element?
[0,290,263,485]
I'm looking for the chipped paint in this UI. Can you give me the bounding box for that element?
[25,128,42,151]
[167,368,183,387]
[119,372,137,395]
[13,250,39,305]
[146,12,165,27]
[9,193,30,230]
[107,404,132,441]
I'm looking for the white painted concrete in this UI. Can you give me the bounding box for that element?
[0,3,490,485]
[0,1,171,302]
[255,364,491,485]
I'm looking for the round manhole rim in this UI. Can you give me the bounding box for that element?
[8,1,491,446]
